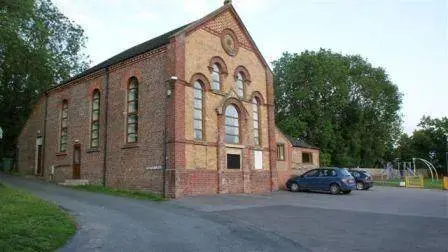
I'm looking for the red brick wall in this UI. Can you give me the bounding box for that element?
[17,97,46,175]
[18,47,169,196]
[42,73,106,185]
[221,170,244,194]
[175,170,218,196]
[105,50,168,195]
[275,127,320,189]
[250,170,271,193]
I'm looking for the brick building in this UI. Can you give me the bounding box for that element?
[17,2,319,198]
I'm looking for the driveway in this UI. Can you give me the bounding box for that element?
[1,174,447,252]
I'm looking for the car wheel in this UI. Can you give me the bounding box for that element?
[356,182,365,190]
[342,190,351,194]
[290,183,300,192]
[330,184,341,195]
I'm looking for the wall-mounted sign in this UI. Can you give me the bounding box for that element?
[254,150,263,170]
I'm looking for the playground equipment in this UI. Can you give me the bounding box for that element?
[412,158,439,181]
[383,158,439,182]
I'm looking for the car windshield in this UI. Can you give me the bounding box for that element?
[339,168,351,176]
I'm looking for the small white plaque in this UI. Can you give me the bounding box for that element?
[254,151,262,170]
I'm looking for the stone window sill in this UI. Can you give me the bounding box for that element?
[86,148,100,153]
[121,143,139,149]
[225,143,244,149]
[210,90,225,96]
[192,140,207,146]
[56,152,68,156]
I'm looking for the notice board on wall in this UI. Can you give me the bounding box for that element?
[254,150,262,170]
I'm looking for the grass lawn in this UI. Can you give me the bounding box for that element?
[0,183,76,251]
[374,178,444,190]
[72,185,165,201]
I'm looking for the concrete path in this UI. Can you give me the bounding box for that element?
[0,174,302,252]
[1,174,447,252]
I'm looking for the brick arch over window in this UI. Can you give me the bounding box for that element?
[122,69,143,89]
[217,97,248,118]
[249,91,266,105]
[189,73,211,91]
[208,56,229,76]
[87,80,102,97]
[234,65,251,84]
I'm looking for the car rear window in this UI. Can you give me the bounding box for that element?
[339,169,351,176]
[360,171,371,177]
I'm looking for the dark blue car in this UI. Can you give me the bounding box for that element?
[348,170,374,190]
[286,168,356,195]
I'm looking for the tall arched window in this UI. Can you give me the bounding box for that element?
[60,100,68,152]
[211,64,221,91]
[225,105,239,144]
[193,81,204,140]
[236,72,244,97]
[90,90,100,148]
[252,98,260,146]
[127,78,138,143]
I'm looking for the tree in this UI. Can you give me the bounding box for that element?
[273,49,402,167]
[397,116,448,174]
[0,0,89,157]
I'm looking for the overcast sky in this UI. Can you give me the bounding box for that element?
[52,0,447,134]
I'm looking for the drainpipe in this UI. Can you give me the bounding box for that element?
[102,68,110,186]
[162,80,168,198]
[163,77,176,198]
[42,92,49,177]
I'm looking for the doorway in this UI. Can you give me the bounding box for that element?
[37,144,43,175]
[35,136,43,176]
[73,144,81,179]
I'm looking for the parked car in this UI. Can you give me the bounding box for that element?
[348,170,373,190]
[286,168,356,195]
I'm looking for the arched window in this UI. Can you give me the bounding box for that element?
[193,81,204,140]
[127,78,138,143]
[211,64,221,91]
[225,105,239,144]
[90,90,100,148]
[236,72,244,97]
[252,98,260,146]
[60,100,68,152]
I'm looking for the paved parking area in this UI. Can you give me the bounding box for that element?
[173,187,447,217]
[2,173,447,252]
[173,187,448,252]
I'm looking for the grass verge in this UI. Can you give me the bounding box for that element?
[0,183,76,251]
[374,178,444,189]
[72,185,166,201]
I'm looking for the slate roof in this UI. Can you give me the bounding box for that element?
[277,127,320,150]
[49,3,269,92]
[288,136,320,150]
[49,23,190,90]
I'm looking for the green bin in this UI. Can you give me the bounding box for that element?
[2,158,13,171]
